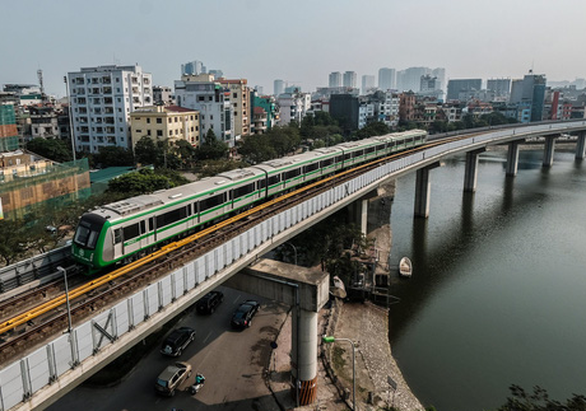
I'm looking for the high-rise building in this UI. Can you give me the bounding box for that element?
[68,64,153,153]
[510,72,546,122]
[181,60,206,76]
[487,79,511,98]
[208,69,223,79]
[378,68,396,91]
[218,78,250,138]
[431,68,446,91]
[329,72,342,88]
[274,79,285,96]
[174,74,235,146]
[343,71,357,89]
[330,94,359,131]
[361,75,375,95]
[397,67,431,92]
[276,90,311,125]
[446,79,482,101]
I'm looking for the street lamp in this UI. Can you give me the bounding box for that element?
[57,266,73,333]
[322,335,357,411]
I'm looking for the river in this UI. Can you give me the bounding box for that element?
[387,148,586,411]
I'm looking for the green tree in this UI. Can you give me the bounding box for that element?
[353,121,390,140]
[0,219,29,265]
[95,146,134,167]
[195,129,229,161]
[107,168,178,196]
[193,159,248,177]
[237,134,277,164]
[26,138,73,163]
[172,139,198,169]
[496,385,586,411]
[134,136,159,166]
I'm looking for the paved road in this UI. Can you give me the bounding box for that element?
[48,287,289,411]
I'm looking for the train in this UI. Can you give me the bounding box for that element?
[72,129,428,270]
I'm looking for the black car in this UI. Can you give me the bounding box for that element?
[196,291,224,314]
[160,327,196,357]
[231,300,260,329]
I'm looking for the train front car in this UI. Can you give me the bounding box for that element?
[71,211,111,270]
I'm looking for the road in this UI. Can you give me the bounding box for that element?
[48,287,289,411]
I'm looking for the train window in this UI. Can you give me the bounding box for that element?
[366,147,375,154]
[376,144,385,151]
[304,163,319,173]
[352,150,364,158]
[335,155,344,163]
[199,193,225,212]
[114,229,122,244]
[156,206,189,228]
[268,175,281,185]
[321,158,334,167]
[123,223,140,241]
[140,220,146,234]
[258,179,266,189]
[344,153,352,160]
[148,217,154,231]
[187,203,192,216]
[283,168,301,180]
[233,183,255,198]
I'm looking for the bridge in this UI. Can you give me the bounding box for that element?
[1,120,585,410]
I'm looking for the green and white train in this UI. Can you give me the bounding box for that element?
[72,129,427,270]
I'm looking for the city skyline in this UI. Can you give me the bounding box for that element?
[2,0,586,97]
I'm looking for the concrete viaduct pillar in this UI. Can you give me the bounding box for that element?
[463,148,486,193]
[414,162,441,218]
[543,136,557,167]
[348,190,378,236]
[224,259,329,406]
[506,141,521,177]
[576,132,586,160]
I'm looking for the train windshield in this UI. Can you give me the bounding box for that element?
[74,215,105,250]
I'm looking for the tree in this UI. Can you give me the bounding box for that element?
[134,136,159,166]
[95,146,134,167]
[237,134,277,164]
[353,122,390,140]
[0,219,29,265]
[26,138,73,163]
[172,140,198,169]
[496,385,586,411]
[107,168,179,196]
[195,129,229,161]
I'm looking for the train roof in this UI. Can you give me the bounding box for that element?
[217,167,265,181]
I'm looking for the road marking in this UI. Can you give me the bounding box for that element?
[203,330,212,343]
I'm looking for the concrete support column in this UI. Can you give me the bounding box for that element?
[291,308,318,405]
[576,132,586,160]
[543,136,556,167]
[506,142,520,177]
[414,163,440,218]
[463,148,486,193]
[359,199,368,236]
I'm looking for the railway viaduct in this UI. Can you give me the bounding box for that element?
[1,120,586,410]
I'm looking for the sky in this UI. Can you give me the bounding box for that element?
[1,0,586,97]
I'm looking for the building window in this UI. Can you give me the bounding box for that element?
[156,118,162,124]
[233,93,237,98]
[146,118,150,123]
[174,117,178,122]
[156,130,163,137]
[147,130,151,136]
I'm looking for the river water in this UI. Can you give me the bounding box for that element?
[387,148,586,411]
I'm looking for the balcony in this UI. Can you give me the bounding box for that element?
[102,77,111,84]
[103,87,112,94]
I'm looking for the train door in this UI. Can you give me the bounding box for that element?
[113,227,124,260]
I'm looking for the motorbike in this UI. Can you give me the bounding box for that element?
[189,373,205,395]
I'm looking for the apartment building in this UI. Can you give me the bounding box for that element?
[130,105,200,148]
[218,78,250,139]
[174,74,235,146]
[67,64,152,153]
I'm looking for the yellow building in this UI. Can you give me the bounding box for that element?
[218,78,250,139]
[130,105,200,148]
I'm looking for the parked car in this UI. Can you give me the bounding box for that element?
[196,290,224,314]
[160,327,196,357]
[154,361,192,396]
[231,300,260,329]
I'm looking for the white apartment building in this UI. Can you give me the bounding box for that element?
[174,74,235,147]
[68,64,152,153]
[379,92,400,128]
[277,91,311,125]
[358,101,376,129]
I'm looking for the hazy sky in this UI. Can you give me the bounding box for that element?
[2,0,586,97]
